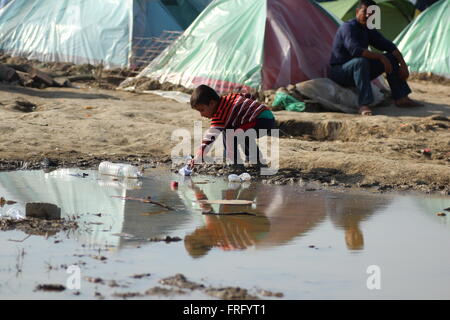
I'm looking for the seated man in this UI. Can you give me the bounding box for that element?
[328,0,421,115]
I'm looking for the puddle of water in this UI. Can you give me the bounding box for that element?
[0,168,449,299]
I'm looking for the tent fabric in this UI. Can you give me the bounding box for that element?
[161,0,210,29]
[319,0,415,41]
[135,0,340,93]
[415,0,440,11]
[394,0,450,78]
[0,0,12,8]
[0,0,209,68]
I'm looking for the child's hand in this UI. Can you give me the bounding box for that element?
[188,158,195,169]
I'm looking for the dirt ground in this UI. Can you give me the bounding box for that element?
[0,79,449,194]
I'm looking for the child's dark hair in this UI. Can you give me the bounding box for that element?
[357,0,376,8]
[190,85,220,108]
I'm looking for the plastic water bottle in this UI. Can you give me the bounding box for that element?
[98,161,142,179]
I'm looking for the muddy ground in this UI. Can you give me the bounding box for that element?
[0,79,449,194]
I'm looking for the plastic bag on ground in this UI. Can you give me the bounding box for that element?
[272,92,306,112]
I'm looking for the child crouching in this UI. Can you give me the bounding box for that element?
[189,84,276,167]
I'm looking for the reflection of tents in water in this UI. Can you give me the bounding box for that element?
[0,169,192,248]
[178,178,328,257]
[0,169,132,246]
[115,172,193,247]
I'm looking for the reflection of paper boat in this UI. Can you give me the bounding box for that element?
[198,200,254,205]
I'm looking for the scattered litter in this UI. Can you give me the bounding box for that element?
[419,148,432,156]
[436,212,447,216]
[131,273,151,279]
[228,173,252,182]
[239,173,252,181]
[0,198,24,220]
[228,174,241,182]
[111,196,174,211]
[179,165,192,176]
[122,86,136,92]
[1,217,78,235]
[148,236,182,242]
[10,99,37,113]
[272,91,305,112]
[35,284,66,292]
[85,277,104,284]
[90,255,107,261]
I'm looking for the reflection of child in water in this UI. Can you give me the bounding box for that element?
[183,179,269,258]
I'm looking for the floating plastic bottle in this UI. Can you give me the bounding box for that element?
[98,161,142,179]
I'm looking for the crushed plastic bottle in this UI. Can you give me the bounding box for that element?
[239,173,251,181]
[0,206,25,220]
[178,156,193,176]
[228,174,241,182]
[179,165,192,176]
[98,161,142,179]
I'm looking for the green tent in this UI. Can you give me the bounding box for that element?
[0,0,211,68]
[394,0,450,78]
[320,0,415,40]
[133,0,340,92]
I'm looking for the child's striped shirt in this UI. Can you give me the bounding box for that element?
[197,93,269,158]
